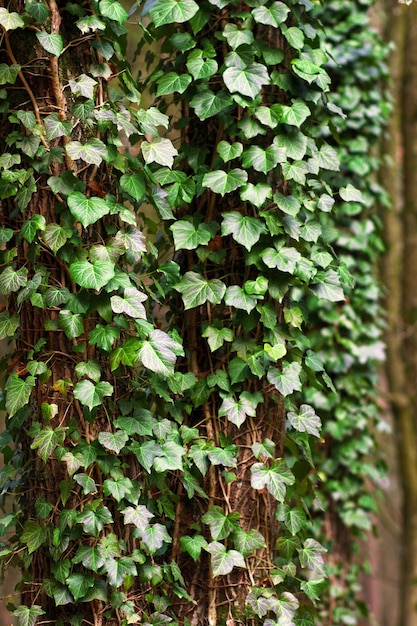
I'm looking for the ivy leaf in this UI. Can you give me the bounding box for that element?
[44,113,72,141]
[222,23,254,49]
[232,528,266,557]
[31,426,65,462]
[221,212,266,251]
[206,541,246,577]
[99,0,128,23]
[68,192,110,227]
[280,99,310,127]
[240,183,272,208]
[66,573,94,602]
[105,557,137,587]
[260,245,301,273]
[252,2,290,27]
[98,430,128,454]
[138,329,183,376]
[0,266,28,294]
[339,183,364,203]
[103,476,133,501]
[175,271,226,309]
[202,169,248,196]
[0,64,20,85]
[21,520,47,554]
[241,144,283,174]
[217,140,243,163]
[110,287,147,319]
[287,404,321,437]
[190,88,233,120]
[251,460,295,502]
[58,310,84,339]
[5,374,35,417]
[152,441,186,472]
[74,380,114,411]
[142,137,178,167]
[0,311,19,339]
[89,324,120,351]
[202,324,233,352]
[75,360,101,382]
[300,579,327,604]
[123,505,154,531]
[149,0,199,27]
[186,50,218,80]
[267,362,302,397]
[180,535,208,561]
[73,473,98,495]
[312,269,344,302]
[120,173,146,201]
[78,504,113,536]
[223,64,270,98]
[129,440,163,473]
[0,7,25,30]
[202,506,240,540]
[70,260,115,290]
[36,32,63,56]
[298,538,327,575]
[66,139,107,166]
[171,220,212,250]
[156,72,192,96]
[69,74,97,99]
[13,605,45,626]
[141,523,172,553]
[218,394,257,428]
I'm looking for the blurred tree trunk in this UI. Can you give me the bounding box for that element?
[380,2,417,625]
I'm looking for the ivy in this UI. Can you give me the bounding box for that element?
[0,0,387,624]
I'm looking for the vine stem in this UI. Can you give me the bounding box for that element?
[3,31,49,150]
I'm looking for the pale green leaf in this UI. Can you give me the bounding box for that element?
[69,74,97,98]
[206,541,246,577]
[156,72,192,96]
[202,169,248,196]
[252,2,290,27]
[138,329,183,376]
[98,430,128,454]
[123,505,154,531]
[99,0,128,23]
[13,605,45,626]
[142,137,178,167]
[150,0,199,27]
[171,219,212,250]
[141,523,172,553]
[267,362,302,397]
[175,271,226,309]
[110,287,147,319]
[5,374,35,417]
[190,88,233,120]
[70,260,115,290]
[65,139,107,166]
[223,64,270,98]
[36,32,63,56]
[73,380,114,411]
[186,50,218,80]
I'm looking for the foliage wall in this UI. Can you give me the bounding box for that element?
[0,0,387,625]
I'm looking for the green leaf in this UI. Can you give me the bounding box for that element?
[171,219,212,250]
[78,503,113,536]
[44,113,72,141]
[206,541,246,577]
[89,324,120,351]
[21,520,47,553]
[98,430,128,454]
[251,460,295,502]
[202,169,248,196]
[68,192,110,227]
[252,2,290,27]
[0,311,19,339]
[26,1,49,23]
[110,287,147,319]
[73,380,114,411]
[103,476,133,501]
[281,99,310,127]
[105,556,137,587]
[202,324,233,352]
[120,173,146,201]
[149,0,199,27]
[287,404,321,437]
[66,572,95,601]
[123,505,154,531]
[190,88,233,120]
[138,329,182,376]
[260,245,301,273]
[224,285,259,313]
[241,144,283,174]
[36,32,63,56]
[0,64,20,85]
[300,579,326,604]
[74,473,97,495]
[20,214,46,243]
[340,183,364,203]
[312,269,344,302]
[31,426,65,462]
[223,64,270,98]
[0,266,28,294]
[232,528,266,557]
[152,440,186,472]
[221,211,266,251]
[218,394,257,428]
[65,139,107,166]
[156,72,192,96]
[58,310,84,339]
[5,374,35,417]
[298,538,327,575]
[13,605,45,626]
[99,0,128,23]
[240,183,272,208]
[141,523,172,553]
[222,23,254,49]
[180,534,208,561]
[186,50,218,80]
[70,260,115,290]
[142,137,178,167]
[202,506,240,540]
[267,362,302,397]
[69,74,97,98]
[217,141,243,163]
[0,7,24,30]
[175,271,226,309]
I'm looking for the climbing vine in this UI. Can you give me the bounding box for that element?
[0,1,386,625]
